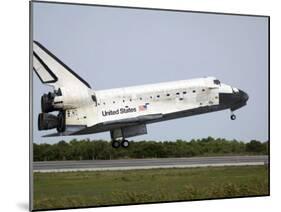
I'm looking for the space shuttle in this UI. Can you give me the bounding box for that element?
[33,41,249,148]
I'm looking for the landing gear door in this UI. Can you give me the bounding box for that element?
[110,124,147,140]
[123,124,147,138]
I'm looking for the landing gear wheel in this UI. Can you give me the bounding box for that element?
[121,140,129,148]
[112,140,120,148]
[230,114,236,120]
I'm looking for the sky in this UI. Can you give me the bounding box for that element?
[32,2,269,144]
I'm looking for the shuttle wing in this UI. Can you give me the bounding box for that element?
[72,113,163,135]
[43,113,163,137]
[33,41,91,90]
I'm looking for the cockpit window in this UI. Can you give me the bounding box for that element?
[214,79,221,85]
[233,87,239,93]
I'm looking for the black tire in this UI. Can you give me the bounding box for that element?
[231,114,236,120]
[121,140,129,148]
[112,140,120,148]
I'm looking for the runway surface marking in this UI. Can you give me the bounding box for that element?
[33,155,268,172]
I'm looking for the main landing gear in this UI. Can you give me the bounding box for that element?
[230,111,236,120]
[112,139,129,148]
[110,129,130,148]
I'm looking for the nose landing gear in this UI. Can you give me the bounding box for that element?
[230,111,236,120]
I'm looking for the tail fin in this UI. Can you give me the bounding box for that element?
[33,41,91,90]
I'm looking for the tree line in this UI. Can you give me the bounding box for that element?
[33,137,268,161]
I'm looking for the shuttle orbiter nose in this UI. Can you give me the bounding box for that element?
[238,89,249,103]
[230,89,249,111]
[219,88,249,111]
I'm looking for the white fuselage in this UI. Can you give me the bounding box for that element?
[64,77,233,128]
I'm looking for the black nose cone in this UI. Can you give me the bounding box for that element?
[230,89,249,111]
[238,89,249,102]
[219,89,249,111]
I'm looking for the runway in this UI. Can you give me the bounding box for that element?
[33,155,268,173]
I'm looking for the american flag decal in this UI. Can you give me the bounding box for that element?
[139,103,149,111]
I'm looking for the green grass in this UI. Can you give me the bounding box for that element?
[33,165,269,210]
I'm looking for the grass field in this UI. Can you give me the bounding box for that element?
[33,165,269,210]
